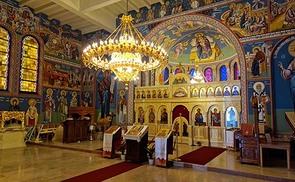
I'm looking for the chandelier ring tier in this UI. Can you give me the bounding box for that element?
[82,11,169,90]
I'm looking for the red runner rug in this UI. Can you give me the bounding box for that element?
[179,146,226,165]
[62,162,142,182]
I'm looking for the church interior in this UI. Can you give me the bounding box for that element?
[0,0,295,181]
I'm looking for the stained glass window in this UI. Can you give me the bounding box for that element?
[189,69,195,79]
[0,27,10,90]
[220,65,227,81]
[234,62,240,80]
[204,67,213,82]
[163,67,169,85]
[20,36,39,93]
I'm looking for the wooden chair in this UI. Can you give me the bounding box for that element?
[237,123,259,165]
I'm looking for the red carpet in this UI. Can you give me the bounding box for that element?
[62,162,142,182]
[179,146,226,165]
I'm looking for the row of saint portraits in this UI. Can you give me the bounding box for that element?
[191,85,240,97]
[136,106,239,128]
[43,88,82,123]
[1,93,237,128]
[0,79,276,130]
[42,87,116,124]
[2,97,39,127]
[135,85,240,99]
[42,69,122,124]
[0,78,273,133]
[43,88,112,123]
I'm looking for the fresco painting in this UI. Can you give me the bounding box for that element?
[40,14,82,63]
[215,0,268,38]
[248,80,272,127]
[43,60,82,90]
[272,35,295,132]
[243,40,279,79]
[270,0,295,32]
[95,70,116,119]
[43,87,80,124]
[150,20,236,65]
[0,4,39,35]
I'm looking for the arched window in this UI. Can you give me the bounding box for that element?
[20,36,39,93]
[0,27,10,90]
[204,67,213,82]
[220,65,227,81]
[189,69,195,80]
[163,67,169,85]
[158,67,169,85]
[234,62,240,80]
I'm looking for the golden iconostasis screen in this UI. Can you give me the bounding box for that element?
[0,27,10,90]
[20,36,39,93]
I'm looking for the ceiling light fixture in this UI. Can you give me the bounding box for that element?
[82,0,168,89]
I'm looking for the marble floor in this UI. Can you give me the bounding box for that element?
[0,139,294,182]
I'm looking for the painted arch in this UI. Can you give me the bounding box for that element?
[145,14,247,122]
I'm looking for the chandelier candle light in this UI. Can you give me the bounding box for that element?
[82,6,168,89]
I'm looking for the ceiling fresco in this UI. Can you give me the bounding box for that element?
[149,19,237,65]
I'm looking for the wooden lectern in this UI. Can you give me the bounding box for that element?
[155,129,173,167]
[68,107,95,123]
[63,118,90,143]
[103,126,122,158]
[124,125,149,163]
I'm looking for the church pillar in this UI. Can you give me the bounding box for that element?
[151,70,155,86]
[145,71,149,86]
[170,110,173,125]
[127,82,134,125]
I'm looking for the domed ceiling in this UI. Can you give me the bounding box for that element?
[148,17,237,66]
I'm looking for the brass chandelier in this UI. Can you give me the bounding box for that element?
[82,2,168,89]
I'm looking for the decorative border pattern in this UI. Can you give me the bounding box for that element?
[239,29,295,43]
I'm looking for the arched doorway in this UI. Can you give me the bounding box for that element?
[172,105,189,143]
